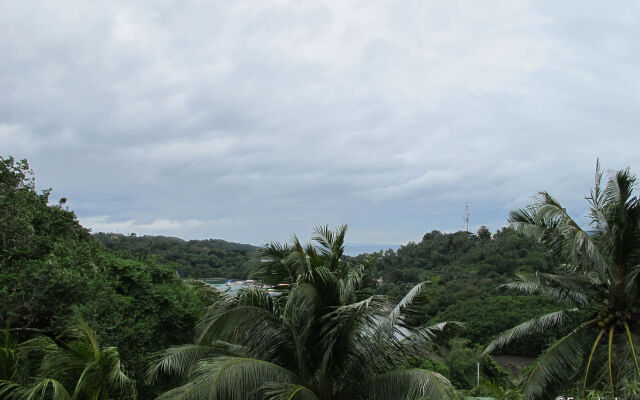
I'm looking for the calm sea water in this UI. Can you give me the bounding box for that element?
[203,280,246,295]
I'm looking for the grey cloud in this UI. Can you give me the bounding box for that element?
[2,0,640,244]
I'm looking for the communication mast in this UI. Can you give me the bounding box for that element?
[462,203,470,233]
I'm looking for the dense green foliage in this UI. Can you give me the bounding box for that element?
[1,157,92,332]
[0,323,136,400]
[149,226,456,400]
[361,228,562,358]
[7,153,639,399]
[484,164,640,399]
[94,233,257,278]
[375,229,548,283]
[0,157,210,398]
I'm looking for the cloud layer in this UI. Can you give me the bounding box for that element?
[2,0,639,244]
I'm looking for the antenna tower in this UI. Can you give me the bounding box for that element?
[462,203,470,233]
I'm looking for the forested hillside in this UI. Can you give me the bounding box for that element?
[98,214,564,360]
[91,216,564,366]
[0,157,213,399]
[361,228,562,357]
[94,233,257,278]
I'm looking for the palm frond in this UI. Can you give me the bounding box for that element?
[504,271,590,306]
[157,357,300,400]
[0,380,24,400]
[312,225,335,257]
[17,337,58,361]
[586,159,609,234]
[16,323,135,400]
[237,287,275,312]
[336,262,363,305]
[22,379,71,400]
[483,309,579,355]
[0,345,19,381]
[70,361,99,400]
[359,368,453,400]
[197,305,294,365]
[312,266,337,288]
[383,281,429,332]
[318,296,391,379]
[402,321,462,355]
[65,322,100,359]
[522,324,591,400]
[18,337,76,381]
[283,283,321,377]
[195,291,238,343]
[311,224,347,272]
[101,347,134,394]
[147,343,243,383]
[284,283,321,326]
[251,242,296,285]
[329,224,347,271]
[261,382,319,400]
[509,192,611,281]
[292,236,311,279]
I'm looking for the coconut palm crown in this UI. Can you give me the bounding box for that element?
[484,163,640,399]
[148,225,455,400]
[0,322,135,400]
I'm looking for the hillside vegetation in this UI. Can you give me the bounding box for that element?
[95,223,564,361]
[4,154,639,399]
[93,224,564,374]
[0,157,212,399]
[364,229,562,356]
[94,233,257,278]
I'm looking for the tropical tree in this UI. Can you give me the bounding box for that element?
[0,322,136,400]
[149,225,456,400]
[484,163,640,399]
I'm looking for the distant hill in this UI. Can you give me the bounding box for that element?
[343,243,401,256]
[93,233,258,278]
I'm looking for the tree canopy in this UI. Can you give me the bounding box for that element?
[94,233,257,279]
[0,156,211,399]
[485,163,640,399]
[149,225,456,400]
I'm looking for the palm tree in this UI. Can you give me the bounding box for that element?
[148,225,455,400]
[0,322,135,400]
[0,328,22,399]
[484,163,640,399]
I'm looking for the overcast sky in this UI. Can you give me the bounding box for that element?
[2,1,639,245]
